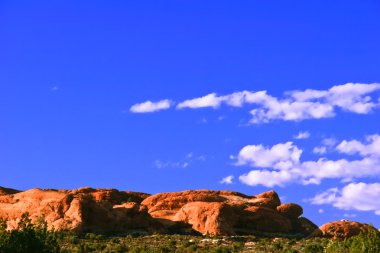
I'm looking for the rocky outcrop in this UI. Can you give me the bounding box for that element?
[0,187,161,234]
[312,220,379,239]
[293,217,319,235]
[141,189,312,236]
[277,203,303,219]
[1,186,376,238]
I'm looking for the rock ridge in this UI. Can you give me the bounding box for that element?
[0,186,376,238]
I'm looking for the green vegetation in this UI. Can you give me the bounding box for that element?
[0,212,60,253]
[0,214,379,252]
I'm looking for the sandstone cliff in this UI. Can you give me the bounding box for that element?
[0,186,376,238]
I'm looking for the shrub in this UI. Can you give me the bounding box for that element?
[0,212,60,253]
[303,243,324,253]
[326,228,380,253]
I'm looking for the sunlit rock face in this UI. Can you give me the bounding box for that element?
[4,186,376,239]
[0,187,162,234]
[312,220,379,239]
[141,189,314,236]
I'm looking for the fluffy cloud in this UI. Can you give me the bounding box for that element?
[220,175,234,184]
[310,182,380,215]
[294,131,311,140]
[301,157,380,184]
[236,135,380,187]
[130,99,171,113]
[239,170,293,187]
[177,93,222,109]
[139,83,380,123]
[236,142,302,170]
[337,134,380,157]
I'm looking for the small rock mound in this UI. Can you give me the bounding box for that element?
[313,220,379,239]
[277,203,303,218]
[255,190,281,206]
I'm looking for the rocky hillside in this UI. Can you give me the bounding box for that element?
[0,186,377,239]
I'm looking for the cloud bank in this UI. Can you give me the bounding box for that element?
[310,182,380,215]
[235,134,380,187]
[130,83,380,123]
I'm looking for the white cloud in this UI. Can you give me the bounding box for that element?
[249,99,335,124]
[318,209,324,214]
[130,99,171,113]
[239,170,293,187]
[220,175,234,184]
[310,182,380,215]
[294,131,311,140]
[236,142,302,170]
[177,93,221,109]
[313,146,327,155]
[131,83,380,123]
[327,83,380,113]
[337,134,380,157]
[236,135,380,187]
[301,157,380,184]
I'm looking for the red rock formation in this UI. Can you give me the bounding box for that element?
[235,206,292,234]
[293,217,319,236]
[142,190,294,235]
[277,203,303,219]
[255,190,281,206]
[4,186,376,238]
[313,220,379,239]
[173,202,237,236]
[0,187,161,234]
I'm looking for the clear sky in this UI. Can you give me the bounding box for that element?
[1,0,380,227]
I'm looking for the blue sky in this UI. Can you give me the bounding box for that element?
[1,0,380,227]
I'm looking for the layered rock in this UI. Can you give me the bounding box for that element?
[0,187,161,233]
[313,220,379,239]
[7,187,377,238]
[141,189,314,236]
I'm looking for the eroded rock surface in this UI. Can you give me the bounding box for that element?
[277,203,303,219]
[141,189,312,236]
[313,220,379,239]
[2,187,374,238]
[0,187,161,233]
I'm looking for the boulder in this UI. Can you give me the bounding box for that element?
[255,190,281,207]
[313,220,379,239]
[277,203,303,218]
[249,198,279,209]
